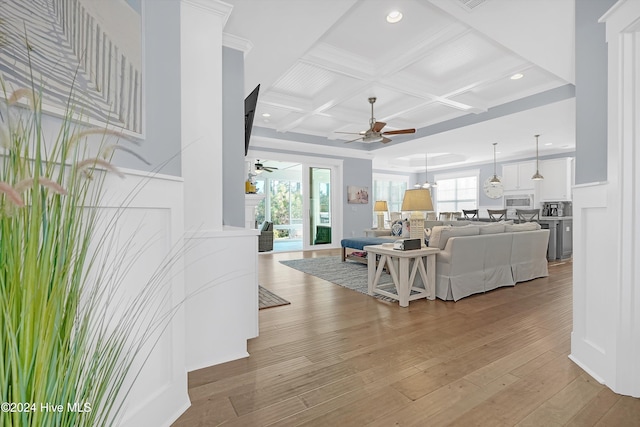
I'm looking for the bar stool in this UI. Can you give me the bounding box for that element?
[487,209,507,222]
[462,209,479,220]
[516,209,540,223]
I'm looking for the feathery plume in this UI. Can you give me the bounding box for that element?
[15,177,67,195]
[0,122,9,149]
[0,181,25,207]
[8,87,39,108]
[67,127,140,156]
[76,157,125,178]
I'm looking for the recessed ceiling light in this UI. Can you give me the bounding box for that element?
[510,73,524,80]
[386,10,403,23]
[545,142,553,146]
[261,113,271,117]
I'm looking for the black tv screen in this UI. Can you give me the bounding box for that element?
[244,84,260,156]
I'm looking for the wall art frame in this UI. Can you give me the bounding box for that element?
[0,0,145,137]
[347,185,369,204]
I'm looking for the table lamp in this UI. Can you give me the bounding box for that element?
[401,189,434,241]
[373,200,388,229]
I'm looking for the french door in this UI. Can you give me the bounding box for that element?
[308,167,332,248]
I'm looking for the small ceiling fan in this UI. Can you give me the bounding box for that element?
[255,160,278,173]
[337,97,416,144]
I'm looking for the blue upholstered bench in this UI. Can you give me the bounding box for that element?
[341,237,395,262]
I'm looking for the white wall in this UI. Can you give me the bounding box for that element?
[571,0,640,398]
[92,170,189,427]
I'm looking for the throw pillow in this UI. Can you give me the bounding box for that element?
[427,225,449,249]
[434,224,480,249]
[261,221,272,232]
[479,223,505,235]
[505,222,542,232]
[391,220,403,236]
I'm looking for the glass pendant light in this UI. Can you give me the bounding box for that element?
[414,154,438,188]
[531,134,544,180]
[490,143,501,185]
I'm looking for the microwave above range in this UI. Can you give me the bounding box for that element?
[504,194,535,210]
[503,194,535,218]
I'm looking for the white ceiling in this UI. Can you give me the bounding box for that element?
[223,0,575,173]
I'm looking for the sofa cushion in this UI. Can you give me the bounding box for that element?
[430,224,480,250]
[479,223,505,235]
[428,225,448,249]
[505,222,541,232]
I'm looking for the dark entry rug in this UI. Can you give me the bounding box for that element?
[258,285,291,309]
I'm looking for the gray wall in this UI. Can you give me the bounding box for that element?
[222,47,246,227]
[575,0,615,185]
[111,0,182,176]
[343,157,373,238]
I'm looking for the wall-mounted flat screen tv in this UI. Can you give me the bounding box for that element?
[244,84,260,156]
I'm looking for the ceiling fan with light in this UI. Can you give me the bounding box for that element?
[337,97,416,144]
[254,159,278,173]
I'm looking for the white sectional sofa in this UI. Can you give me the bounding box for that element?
[428,222,550,301]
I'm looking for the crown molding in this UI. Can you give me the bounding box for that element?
[181,0,233,26]
[223,33,253,55]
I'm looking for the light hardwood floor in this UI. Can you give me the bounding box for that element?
[173,249,640,426]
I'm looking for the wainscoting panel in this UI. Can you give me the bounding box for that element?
[88,170,189,427]
[184,227,260,372]
[570,184,613,385]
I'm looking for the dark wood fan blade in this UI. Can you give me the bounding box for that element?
[372,121,386,132]
[382,128,416,135]
[381,137,392,144]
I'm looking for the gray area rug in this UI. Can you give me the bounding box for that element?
[279,257,397,301]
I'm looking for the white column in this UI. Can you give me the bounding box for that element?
[179,0,260,372]
[570,0,640,397]
[180,0,230,231]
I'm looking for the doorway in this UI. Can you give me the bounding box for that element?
[250,153,342,252]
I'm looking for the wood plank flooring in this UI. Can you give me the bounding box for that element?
[172,249,640,426]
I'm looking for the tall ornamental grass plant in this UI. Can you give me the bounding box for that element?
[0,76,160,426]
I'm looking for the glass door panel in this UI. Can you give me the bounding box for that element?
[309,167,331,246]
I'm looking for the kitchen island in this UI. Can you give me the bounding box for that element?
[538,216,573,260]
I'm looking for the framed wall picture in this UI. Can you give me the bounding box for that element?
[0,0,144,137]
[347,185,369,204]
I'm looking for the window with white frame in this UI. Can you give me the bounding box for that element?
[433,171,479,213]
[373,174,408,227]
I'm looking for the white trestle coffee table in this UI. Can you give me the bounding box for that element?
[364,244,440,307]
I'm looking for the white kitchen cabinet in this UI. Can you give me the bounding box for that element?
[501,161,536,192]
[539,157,573,201]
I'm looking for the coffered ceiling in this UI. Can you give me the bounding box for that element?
[223,0,575,172]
